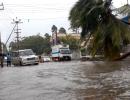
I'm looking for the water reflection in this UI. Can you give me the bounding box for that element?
[76,61,130,100]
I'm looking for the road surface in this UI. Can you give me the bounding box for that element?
[0,61,130,100]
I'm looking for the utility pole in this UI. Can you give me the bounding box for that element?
[0,33,3,67]
[12,17,22,51]
[0,3,4,10]
[0,3,4,68]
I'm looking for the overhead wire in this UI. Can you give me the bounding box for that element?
[3,4,71,16]
[0,16,68,21]
[3,1,76,17]
[2,2,70,21]
[4,2,74,13]
[5,24,16,45]
[4,2,76,6]
[1,1,76,43]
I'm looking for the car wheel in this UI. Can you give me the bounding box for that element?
[34,63,38,65]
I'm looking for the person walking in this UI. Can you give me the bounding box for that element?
[0,53,4,68]
[7,53,11,67]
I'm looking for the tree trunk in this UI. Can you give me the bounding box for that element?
[104,37,120,61]
[114,52,130,61]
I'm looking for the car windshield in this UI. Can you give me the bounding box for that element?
[19,50,34,56]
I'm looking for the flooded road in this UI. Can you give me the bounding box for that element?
[0,61,130,100]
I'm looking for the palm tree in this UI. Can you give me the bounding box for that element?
[51,25,57,33]
[69,0,130,60]
[51,25,58,45]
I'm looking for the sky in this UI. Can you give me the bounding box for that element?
[0,0,129,43]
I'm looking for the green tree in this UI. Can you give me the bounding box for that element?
[51,25,57,32]
[9,34,51,55]
[59,27,66,34]
[59,35,80,51]
[43,33,51,55]
[69,0,130,60]
[44,33,51,39]
[9,41,18,51]
[20,35,44,55]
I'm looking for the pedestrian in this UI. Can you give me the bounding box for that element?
[0,53,5,68]
[7,53,11,67]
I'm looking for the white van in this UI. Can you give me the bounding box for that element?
[11,49,39,66]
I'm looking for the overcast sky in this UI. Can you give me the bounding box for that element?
[0,0,128,43]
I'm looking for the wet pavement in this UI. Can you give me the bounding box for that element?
[0,61,130,100]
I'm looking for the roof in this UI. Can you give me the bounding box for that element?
[121,16,130,24]
[122,16,129,22]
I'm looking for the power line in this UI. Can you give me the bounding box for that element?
[4,2,76,6]
[3,2,73,18]
[0,17,68,21]
[4,3,73,11]
[5,24,17,45]
[6,10,66,14]
[6,7,68,10]
[5,6,69,12]
[4,6,70,14]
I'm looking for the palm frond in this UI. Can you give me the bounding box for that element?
[69,0,130,60]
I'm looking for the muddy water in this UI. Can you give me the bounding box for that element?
[0,61,130,100]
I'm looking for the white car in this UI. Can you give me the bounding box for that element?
[11,49,39,66]
[42,56,51,62]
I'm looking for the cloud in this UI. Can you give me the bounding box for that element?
[0,0,77,43]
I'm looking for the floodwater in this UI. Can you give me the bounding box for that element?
[0,61,130,100]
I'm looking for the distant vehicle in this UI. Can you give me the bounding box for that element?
[11,49,39,66]
[51,44,72,61]
[42,56,51,62]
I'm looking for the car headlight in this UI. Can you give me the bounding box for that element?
[22,58,27,61]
